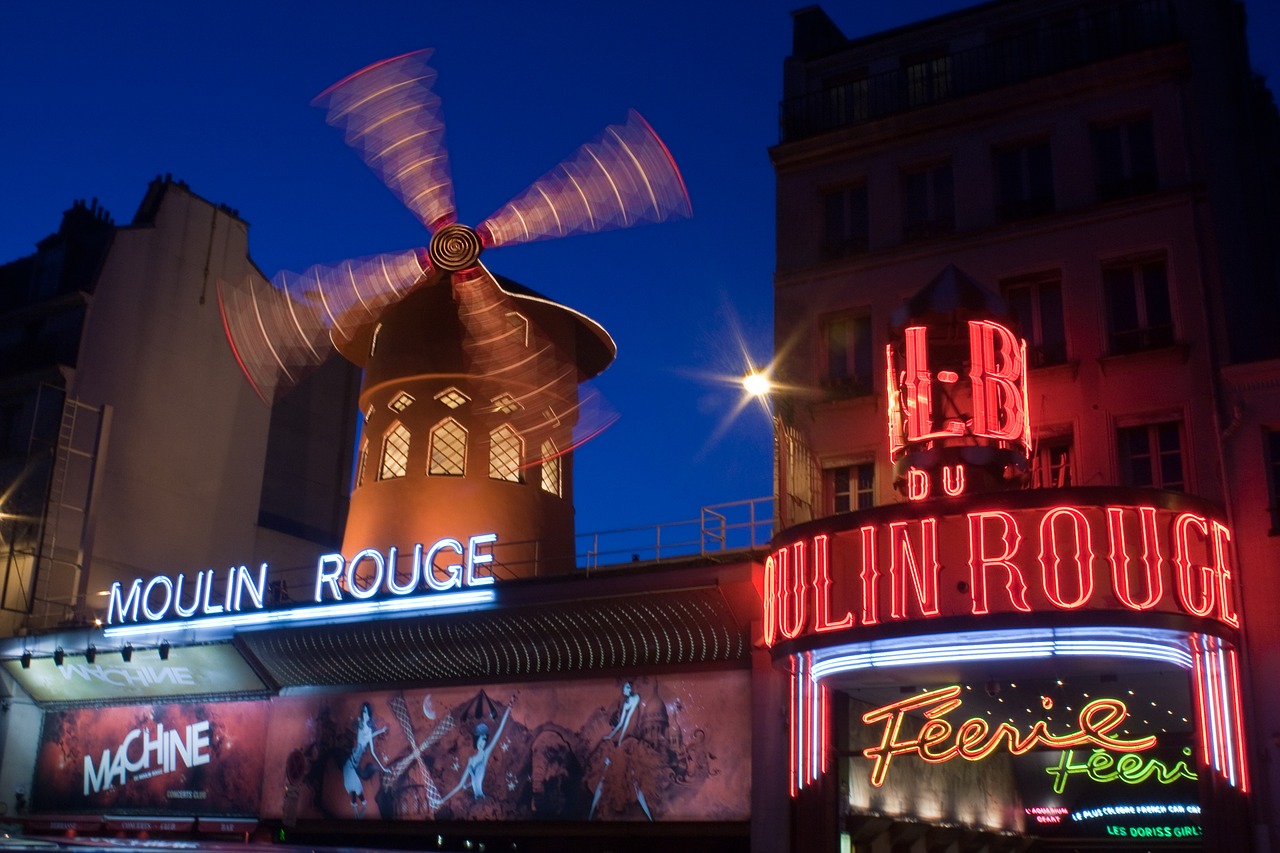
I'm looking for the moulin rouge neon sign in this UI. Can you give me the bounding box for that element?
[861,685,1155,787]
[763,499,1239,646]
[104,533,498,633]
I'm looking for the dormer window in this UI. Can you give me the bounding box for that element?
[435,387,470,409]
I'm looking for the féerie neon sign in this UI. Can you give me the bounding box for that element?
[1046,746,1196,794]
[104,533,498,633]
[763,497,1239,646]
[861,685,1154,787]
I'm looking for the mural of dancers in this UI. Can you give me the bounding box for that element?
[260,672,748,824]
[345,702,388,817]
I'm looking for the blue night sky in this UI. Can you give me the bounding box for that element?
[3,1,1279,538]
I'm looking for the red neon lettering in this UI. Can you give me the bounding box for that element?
[763,553,778,647]
[967,511,1030,614]
[942,464,965,496]
[778,541,808,639]
[907,468,930,500]
[1211,521,1240,628]
[886,344,904,459]
[859,525,880,626]
[860,685,1156,788]
[813,535,853,632]
[968,320,1026,442]
[1107,506,1164,610]
[1038,506,1095,609]
[903,326,934,442]
[890,519,941,619]
[1173,513,1215,617]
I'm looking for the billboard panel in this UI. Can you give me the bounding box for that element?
[33,699,267,815]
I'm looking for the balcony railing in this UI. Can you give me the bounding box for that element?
[576,496,774,572]
[780,0,1177,143]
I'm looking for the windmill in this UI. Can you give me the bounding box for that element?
[218,49,691,577]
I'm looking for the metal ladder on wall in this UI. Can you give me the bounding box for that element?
[30,395,105,628]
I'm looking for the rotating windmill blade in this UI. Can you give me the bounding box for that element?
[219,48,690,420]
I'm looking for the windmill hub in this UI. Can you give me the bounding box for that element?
[429,223,483,272]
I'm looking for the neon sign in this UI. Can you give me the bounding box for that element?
[105,533,499,631]
[860,685,1154,788]
[1046,746,1195,794]
[887,318,1031,500]
[763,498,1239,647]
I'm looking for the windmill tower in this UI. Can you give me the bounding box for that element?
[218,50,690,578]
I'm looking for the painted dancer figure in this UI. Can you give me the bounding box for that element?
[344,702,388,817]
[438,703,513,804]
[602,681,641,745]
[589,681,653,820]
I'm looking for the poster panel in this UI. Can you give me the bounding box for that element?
[33,699,267,815]
[261,670,750,822]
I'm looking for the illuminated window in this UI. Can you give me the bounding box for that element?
[904,50,951,106]
[435,387,470,409]
[1104,256,1173,354]
[379,422,410,480]
[364,404,375,422]
[356,438,369,488]
[1266,429,1280,534]
[1093,116,1157,200]
[831,462,874,513]
[1031,435,1073,488]
[1117,421,1184,491]
[540,439,561,496]
[428,418,467,476]
[389,391,415,412]
[995,139,1053,220]
[1002,272,1066,366]
[822,313,873,393]
[902,162,954,241]
[492,393,521,414]
[489,424,523,483]
[822,184,868,258]
[370,322,382,356]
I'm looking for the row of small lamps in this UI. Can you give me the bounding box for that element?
[18,640,169,668]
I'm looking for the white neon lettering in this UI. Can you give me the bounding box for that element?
[346,548,385,600]
[201,568,224,615]
[424,539,464,591]
[388,544,421,594]
[466,533,498,586]
[315,554,345,602]
[234,564,268,611]
[142,576,174,621]
[173,572,204,618]
[108,580,142,625]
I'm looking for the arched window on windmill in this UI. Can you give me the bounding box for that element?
[540,438,561,496]
[356,437,369,488]
[379,422,411,480]
[490,424,523,483]
[429,417,467,476]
